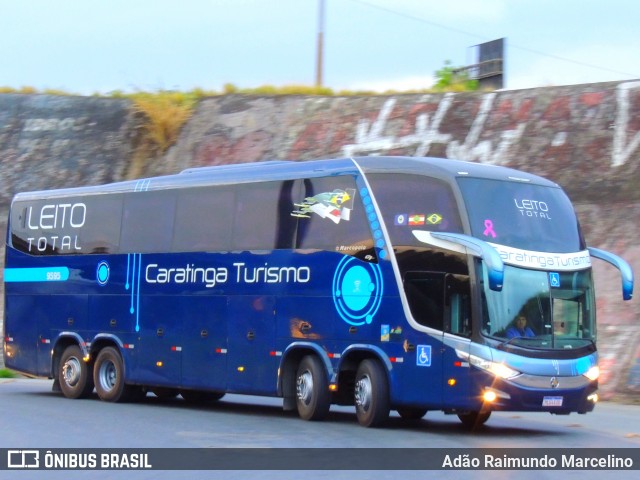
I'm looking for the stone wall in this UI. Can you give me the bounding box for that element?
[1,81,639,398]
[0,93,136,370]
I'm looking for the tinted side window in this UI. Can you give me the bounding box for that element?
[120,191,176,253]
[10,198,99,256]
[173,186,234,252]
[366,173,463,247]
[232,180,299,250]
[10,202,38,254]
[404,271,445,330]
[446,274,471,337]
[79,194,123,254]
[295,176,373,255]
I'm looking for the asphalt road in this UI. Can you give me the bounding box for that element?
[0,378,638,480]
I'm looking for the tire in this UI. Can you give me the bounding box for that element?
[181,390,225,404]
[93,346,133,402]
[295,355,331,421]
[58,345,94,399]
[354,359,390,428]
[457,411,491,429]
[397,407,427,420]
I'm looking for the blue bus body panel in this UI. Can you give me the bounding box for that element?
[4,236,596,412]
[3,157,606,417]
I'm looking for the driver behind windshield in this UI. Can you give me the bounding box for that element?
[506,315,535,339]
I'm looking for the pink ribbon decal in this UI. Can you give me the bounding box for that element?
[483,219,496,238]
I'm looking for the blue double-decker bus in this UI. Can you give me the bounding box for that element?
[3,157,633,428]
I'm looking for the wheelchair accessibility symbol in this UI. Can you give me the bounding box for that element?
[549,272,560,288]
[416,345,432,367]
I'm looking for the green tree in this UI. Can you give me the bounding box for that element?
[433,60,478,92]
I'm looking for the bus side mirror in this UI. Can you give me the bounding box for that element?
[588,247,634,301]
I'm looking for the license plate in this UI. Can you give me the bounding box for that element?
[542,396,563,407]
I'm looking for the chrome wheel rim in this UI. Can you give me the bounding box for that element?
[62,357,82,387]
[355,374,372,411]
[296,370,313,405]
[97,361,117,392]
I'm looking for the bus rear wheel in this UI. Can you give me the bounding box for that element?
[295,355,331,421]
[93,347,134,403]
[354,359,390,428]
[58,345,94,399]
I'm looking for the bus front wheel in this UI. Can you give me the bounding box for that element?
[354,359,390,428]
[295,355,331,421]
[93,346,131,403]
[58,345,94,399]
[457,411,491,429]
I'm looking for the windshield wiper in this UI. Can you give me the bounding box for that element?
[497,335,538,350]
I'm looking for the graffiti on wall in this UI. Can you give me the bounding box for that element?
[190,80,640,173]
[341,81,640,168]
[613,81,640,167]
[341,93,527,165]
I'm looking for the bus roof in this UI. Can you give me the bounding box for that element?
[12,156,559,201]
[355,156,559,187]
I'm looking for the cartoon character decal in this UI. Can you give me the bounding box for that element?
[291,189,356,224]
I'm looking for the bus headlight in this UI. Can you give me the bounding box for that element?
[583,365,600,381]
[469,354,520,380]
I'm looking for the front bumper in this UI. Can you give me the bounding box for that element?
[473,370,599,414]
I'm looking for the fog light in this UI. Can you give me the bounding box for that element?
[587,393,599,403]
[483,390,497,403]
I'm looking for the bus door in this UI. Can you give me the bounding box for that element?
[404,272,472,408]
[442,273,472,409]
[226,295,277,395]
[403,271,446,407]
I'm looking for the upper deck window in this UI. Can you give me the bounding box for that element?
[9,175,375,257]
[233,181,299,250]
[457,177,585,253]
[366,173,464,247]
[294,176,373,256]
[120,191,176,253]
[172,186,234,252]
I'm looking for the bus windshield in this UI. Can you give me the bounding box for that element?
[481,264,597,350]
[457,177,585,253]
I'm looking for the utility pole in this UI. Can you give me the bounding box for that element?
[315,0,325,87]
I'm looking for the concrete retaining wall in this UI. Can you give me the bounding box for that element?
[1,81,639,399]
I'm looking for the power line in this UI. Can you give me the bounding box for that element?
[344,0,640,79]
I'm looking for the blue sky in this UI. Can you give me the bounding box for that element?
[1,0,639,94]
